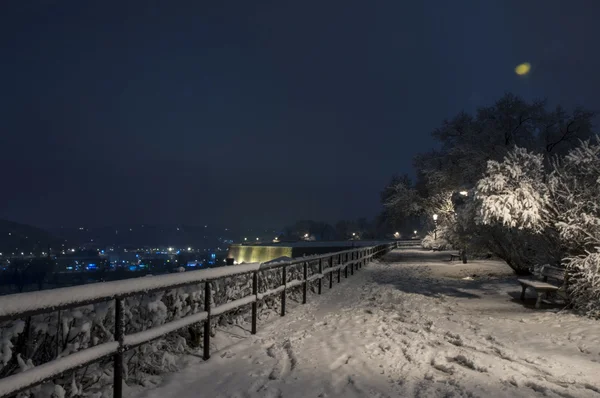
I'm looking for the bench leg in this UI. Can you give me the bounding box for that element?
[520,284,527,301]
[535,292,543,309]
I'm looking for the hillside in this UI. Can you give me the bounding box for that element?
[0,219,64,255]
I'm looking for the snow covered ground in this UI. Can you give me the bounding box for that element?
[131,248,600,398]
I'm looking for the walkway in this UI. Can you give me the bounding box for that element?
[134,249,600,398]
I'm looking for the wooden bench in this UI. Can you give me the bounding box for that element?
[518,265,565,309]
[449,253,461,261]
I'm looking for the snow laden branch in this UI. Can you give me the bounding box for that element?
[476,147,550,233]
[550,138,600,251]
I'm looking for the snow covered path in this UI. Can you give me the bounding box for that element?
[134,249,600,398]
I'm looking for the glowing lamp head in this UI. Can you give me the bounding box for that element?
[433,214,438,221]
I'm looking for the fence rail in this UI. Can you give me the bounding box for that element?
[0,242,396,398]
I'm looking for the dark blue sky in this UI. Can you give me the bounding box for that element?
[1,0,599,229]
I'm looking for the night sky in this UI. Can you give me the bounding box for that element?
[1,1,599,230]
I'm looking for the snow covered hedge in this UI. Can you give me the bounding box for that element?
[0,260,321,397]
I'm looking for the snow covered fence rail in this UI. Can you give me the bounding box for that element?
[0,243,396,398]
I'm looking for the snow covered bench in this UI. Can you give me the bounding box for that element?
[518,265,565,309]
[449,253,461,261]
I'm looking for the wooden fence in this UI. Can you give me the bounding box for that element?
[0,243,396,398]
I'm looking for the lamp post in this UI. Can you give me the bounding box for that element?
[433,214,438,240]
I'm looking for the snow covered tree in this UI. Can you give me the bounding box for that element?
[397,94,595,268]
[549,137,600,317]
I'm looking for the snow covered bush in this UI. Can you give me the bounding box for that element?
[421,227,452,251]
[473,138,600,315]
[472,147,561,273]
[476,147,550,232]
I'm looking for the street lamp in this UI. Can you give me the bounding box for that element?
[433,214,438,240]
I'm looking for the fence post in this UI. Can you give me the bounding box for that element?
[203,281,211,360]
[302,262,308,304]
[318,258,323,294]
[113,298,124,398]
[337,254,341,283]
[56,310,61,358]
[281,265,287,316]
[252,272,258,334]
[344,253,348,278]
[329,256,333,288]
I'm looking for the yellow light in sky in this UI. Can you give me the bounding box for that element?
[515,62,531,76]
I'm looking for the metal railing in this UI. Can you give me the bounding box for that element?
[0,242,396,398]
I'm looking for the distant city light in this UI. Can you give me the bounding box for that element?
[244,237,247,241]
[168,247,173,252]
[256,238,259,241]
[187,247,192,251]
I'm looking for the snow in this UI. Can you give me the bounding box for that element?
[0,263,262,320]
[285,279,305,289]
[256,285,286,301]
[0,341,118,397]
[305,273,324,283]
[132,248,600,398]
[124,311,209,348]
[211,296,256,317]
